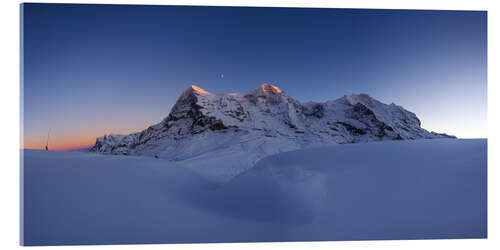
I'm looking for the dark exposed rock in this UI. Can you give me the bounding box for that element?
[305,103,325,118]
[393,134,404,140]
[210,121,228,131]
[336,121,367,135]
[344,103,396,139]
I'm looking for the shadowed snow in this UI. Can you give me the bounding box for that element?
[22,139,486,245]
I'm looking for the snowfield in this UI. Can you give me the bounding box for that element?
[22,139,486,245]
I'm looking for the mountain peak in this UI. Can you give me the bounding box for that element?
[188,85,211,95]
[337,93,381,107]
[260,83,283,94]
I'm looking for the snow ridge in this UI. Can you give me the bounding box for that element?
[90,84,454,180]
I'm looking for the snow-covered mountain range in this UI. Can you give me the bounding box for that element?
[90,84,454,181]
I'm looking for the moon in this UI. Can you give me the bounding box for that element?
[220,74,224,79]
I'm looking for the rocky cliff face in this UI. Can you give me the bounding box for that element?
[90,84,454,181]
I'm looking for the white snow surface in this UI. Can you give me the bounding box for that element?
[22,139,486,245]
[90,84,454,181]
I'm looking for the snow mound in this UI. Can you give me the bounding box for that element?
[23,139,486,245]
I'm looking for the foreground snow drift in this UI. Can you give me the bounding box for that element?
[22,139,486,245]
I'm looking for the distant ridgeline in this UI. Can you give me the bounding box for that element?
[90,84,454,179]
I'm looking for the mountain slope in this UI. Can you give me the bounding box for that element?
[90,84,454,180]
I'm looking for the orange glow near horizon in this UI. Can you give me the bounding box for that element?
[22,127,145,151]
[23,137,95,151]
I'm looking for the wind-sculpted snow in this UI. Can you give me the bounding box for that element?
[23,139,486,245]
[90,84,454,180]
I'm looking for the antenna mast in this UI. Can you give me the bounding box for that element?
[45,128,51,151]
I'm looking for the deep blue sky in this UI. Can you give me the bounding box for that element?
[22,3,487,149]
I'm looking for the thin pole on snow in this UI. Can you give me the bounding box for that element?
[45,128,51,151]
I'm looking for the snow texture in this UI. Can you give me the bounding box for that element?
[90,84,455,181]
[23,139,486,246]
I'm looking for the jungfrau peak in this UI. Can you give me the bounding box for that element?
[260,83,283,93]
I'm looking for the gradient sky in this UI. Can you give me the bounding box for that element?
[21,3,487,150]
